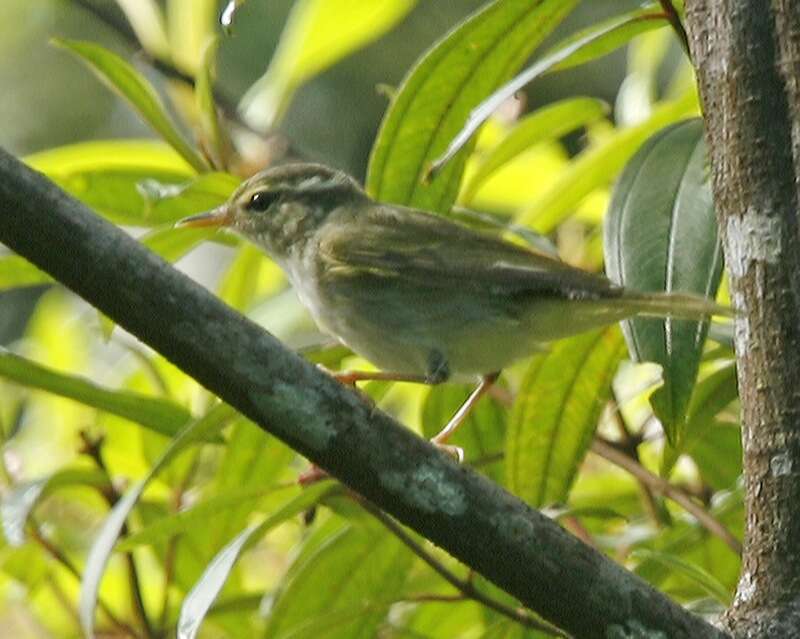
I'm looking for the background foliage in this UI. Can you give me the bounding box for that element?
[0,1,740,637]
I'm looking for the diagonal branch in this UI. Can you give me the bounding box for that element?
[0,148,726,639]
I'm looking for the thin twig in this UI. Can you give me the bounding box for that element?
[80,432,156,639]
[590,438,742,554]
[361,501,569,638]
[29,523,140,638]
[658,0,691,55]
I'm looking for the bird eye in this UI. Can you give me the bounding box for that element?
[246,191,279,212]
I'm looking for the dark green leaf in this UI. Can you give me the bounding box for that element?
[53,39,208,172]
[0,350,191,437]
[80,403,234,639]
[507,327,625,507]
[367,0,579,214]
[605,118,723,445]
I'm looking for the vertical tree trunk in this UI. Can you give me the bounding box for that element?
[685,3,800,636]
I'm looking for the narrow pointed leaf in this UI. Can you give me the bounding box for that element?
[367,0,579,214]
[1,469,107,546]
[80,403,234,639]
[0,350,191,436]
[53,39,207,172]
[177,481,335,639]
[431,6,665,173]
[241,0,417,129]
[507,327,625,507]
[605,118,723,445]
[519,90,698,231]
[461,97,609,202]
[632,549,732,604]
[195,38,227,170]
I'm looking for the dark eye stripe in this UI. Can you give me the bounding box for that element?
[246,191,280,212]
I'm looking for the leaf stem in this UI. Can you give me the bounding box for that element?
[361,501,568,638]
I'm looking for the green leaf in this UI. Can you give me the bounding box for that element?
[114,0,170,58]
[631,549,732,604]
[26,140,198,225]
[217,244,264,311]
[604,118,723,445]
[167,0,218,73]
[260,518,413,639]
[661,363,738,476]
[80,403,234,639]
[195,38,227,170]
[507,327,625,507]
[0,350,191,437]
[461,97,609,202]
[241,0,417,129]
[53,39,208,172]
[519,89,699,231]
[421,384,506,481]
[136,172,240,224]
[116,485,289,551]
[1,468,108,546]
[176,481,336,639]
[0,255,52,290]
[431,6,665,173]
[367,0,579,214]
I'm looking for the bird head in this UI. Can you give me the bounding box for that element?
[176,163,367,259]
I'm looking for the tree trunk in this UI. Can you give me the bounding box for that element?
[685,3,800,636]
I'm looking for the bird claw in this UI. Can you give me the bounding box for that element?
[434,443,464,463]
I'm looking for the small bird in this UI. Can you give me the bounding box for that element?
[178,163,729,457]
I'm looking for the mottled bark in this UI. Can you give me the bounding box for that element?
[686,3,800,636]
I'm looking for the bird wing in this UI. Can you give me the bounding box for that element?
[318,204,621,301]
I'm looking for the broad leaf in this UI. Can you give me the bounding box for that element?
[260,517,413,639]
[80,403,234,639]
[507,327,625,507]
[367,0,579,214]
[241,0,417,129]
[431,5,665,173]
[0,350,191,437]
[53,39,207,172]
[605,118,723,445]
[632,549,732,604]
[176,481,336,639]
[114,0,170,58]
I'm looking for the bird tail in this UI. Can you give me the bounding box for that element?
[620,291,735,320]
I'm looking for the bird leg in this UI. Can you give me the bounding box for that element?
[431,372,501,450]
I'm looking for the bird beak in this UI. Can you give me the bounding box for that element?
[175,205,232,229]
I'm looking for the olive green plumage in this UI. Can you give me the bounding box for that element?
[179,163,729,381]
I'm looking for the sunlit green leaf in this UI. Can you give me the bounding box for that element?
[367,0,579,214]
[241,0,417,129]
[0,255,52,290]
[631,549,732,604]
[519,90,699,231]
[53,39,207,172]
[605,118,723,445]
[115,0,170,58]
[167,0,220,74]
[80,403,234,639]
[431,5,665,173]
[261,516,413,639]
[177,481,336,639]
[195,38,228,170]
[507,327,625,507]
[461,97,609,203]
[1,468,107,546]
[0,350,191,437]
